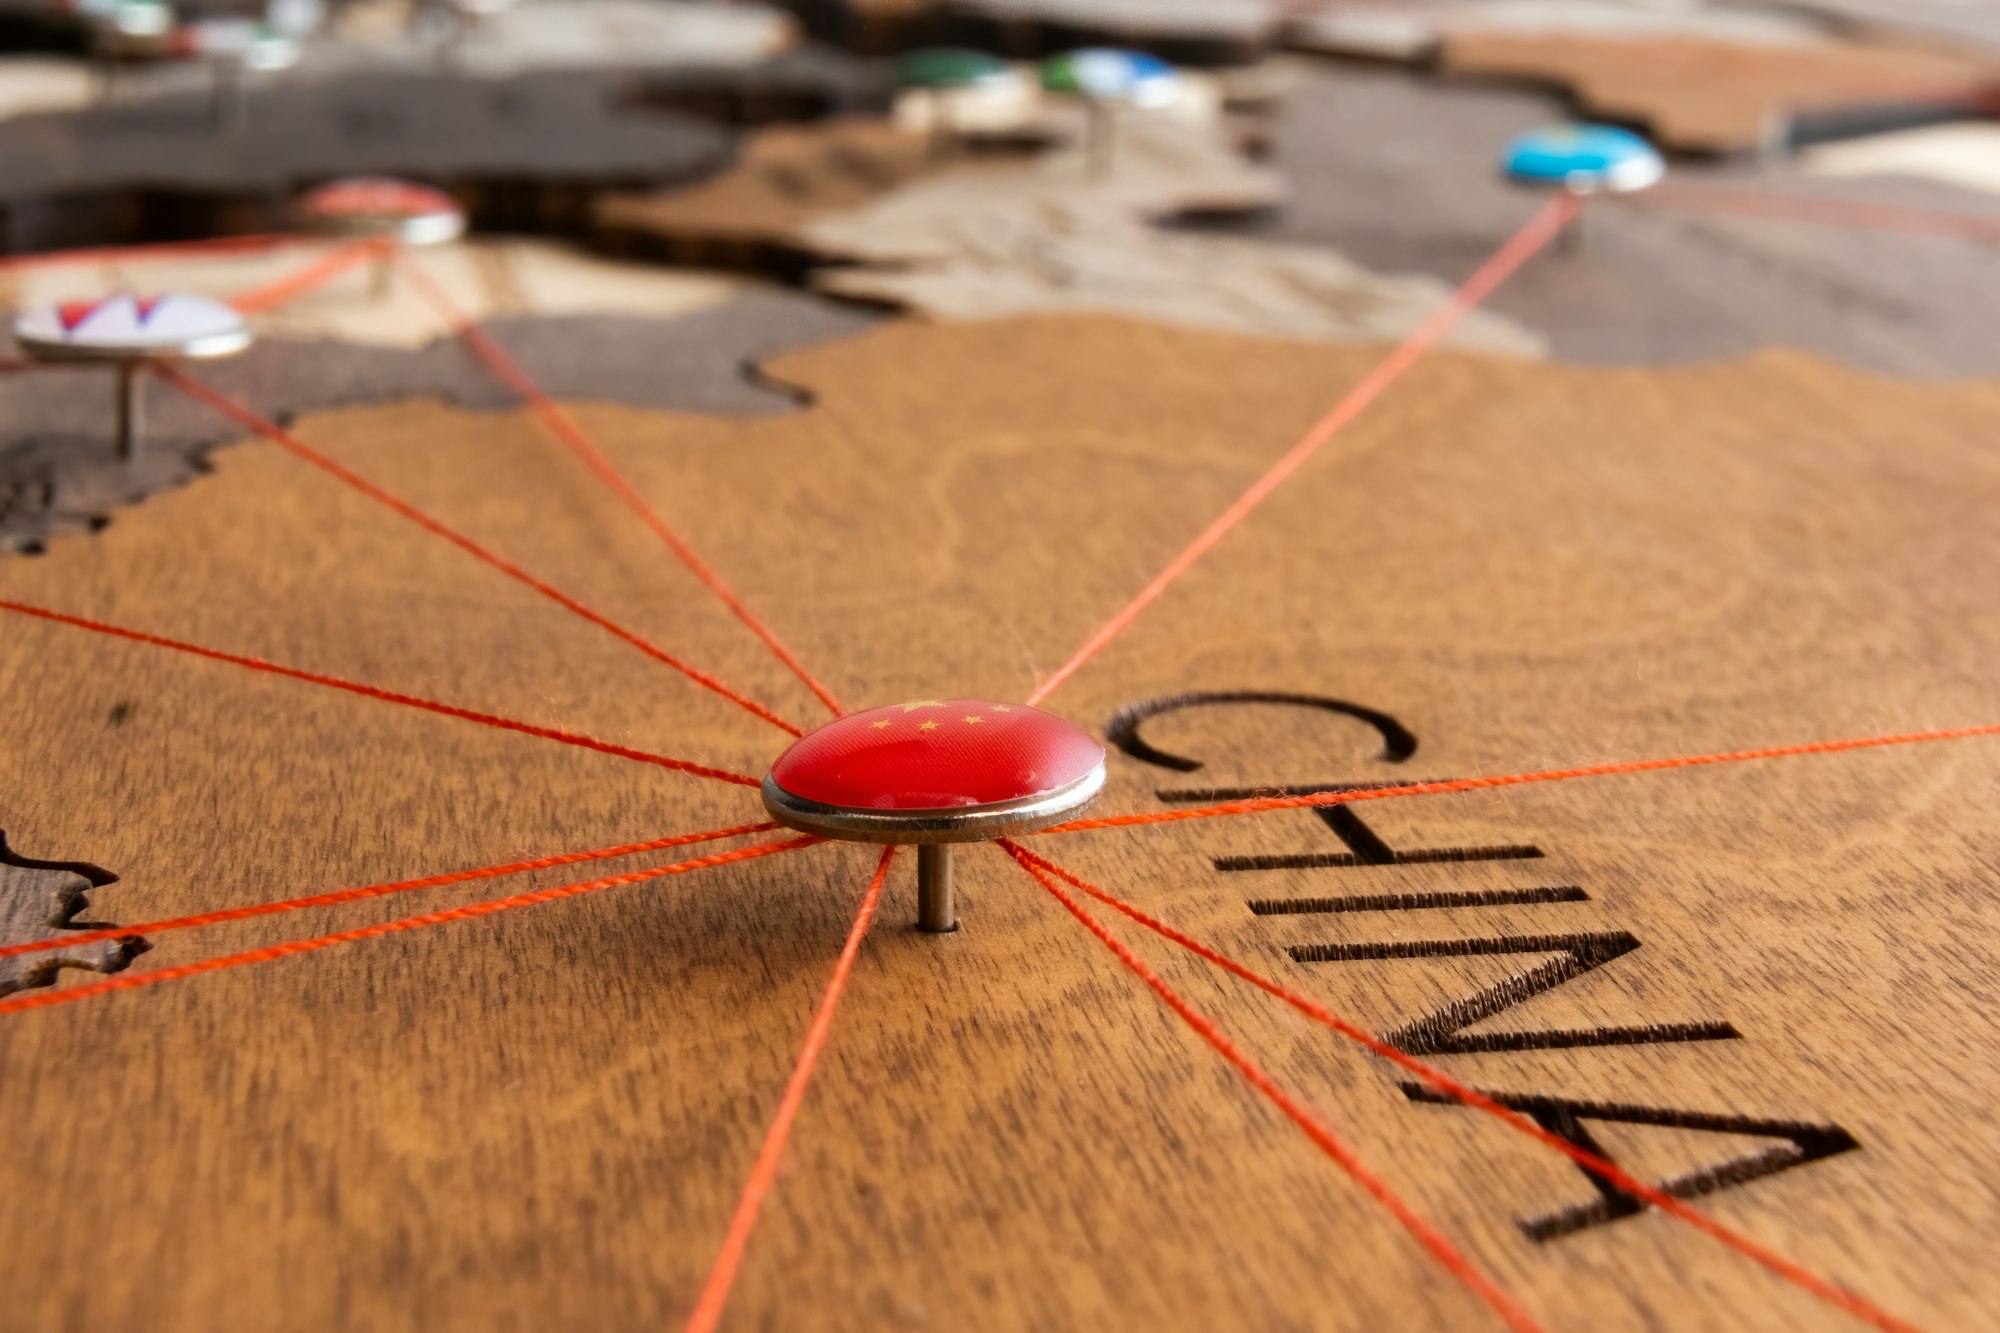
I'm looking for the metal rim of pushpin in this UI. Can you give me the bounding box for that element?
[299,181,467,297]
[765,762,1105,933]
[1558,153,1666,196]
[301,201,467,248]
[760,765,1105,845]
[14,322,254,364]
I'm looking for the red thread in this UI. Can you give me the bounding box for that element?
[1039,722,2000,834]
[0,233,303,275]
[0,835,820,1017]
[229,239,388,314]
[0,597,761,786]
[1005,842,1923,1333]
[1026,194,1580,707]
[155,365,805,737]
[685,845,895,1333]
[393,254,847,719]
[1637,183,2000,247]
[0,821,778,961]
[1006,844,1547,1333]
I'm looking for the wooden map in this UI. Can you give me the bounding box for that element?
[3,4,1999,1331]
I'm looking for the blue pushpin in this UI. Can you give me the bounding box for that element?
[1041,49,1182,178]
[1502,124,1665,253]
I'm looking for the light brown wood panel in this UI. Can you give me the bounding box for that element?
[1,315,1997,1331]
[1440,32,1999,152]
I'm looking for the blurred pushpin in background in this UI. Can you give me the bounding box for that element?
[12,295,254,462]
[298,177,468,298]
[897,47,1025,162]
[1501,124,1665,254]
[1040,48,1182,179]
[82,0,176,103]
[178,18,301,132]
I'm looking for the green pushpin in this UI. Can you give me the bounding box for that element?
[898,47,1011,90]
[897,48,1020,161]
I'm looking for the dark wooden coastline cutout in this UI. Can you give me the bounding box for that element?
[0,830,145,996]
[0,0,260,54]
[0,53,888,254]
[0,290,877,554]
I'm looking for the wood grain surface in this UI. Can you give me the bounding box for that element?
[1437,30,1999,153]
[1,311,1996,1331]
[0,286,875,552]
[594,117,966,271]
[597,102,1539,353]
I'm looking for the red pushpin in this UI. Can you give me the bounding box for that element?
[763,700,1106,932]
[298,178,467,298]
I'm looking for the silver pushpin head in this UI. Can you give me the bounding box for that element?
[13,294,254,461]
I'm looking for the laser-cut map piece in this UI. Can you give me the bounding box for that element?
[756,106,1533,352]
[1802,121,2000,199]
[812,201,1546,353]
[594,102,1526,351]
[1218,60,2000,375]
[0,0,809,120]
[1765,0,2000,56]
[594,118,973,270]
[2,314,1998,1327]
[0,833,142,995]
[1284,0,1828,65]
[1437,30,2000,154]
[0,236,749,350]
[776,0,1285,64]
[0,287,875,553]
[0,58,876,251]
[390,0,797,79]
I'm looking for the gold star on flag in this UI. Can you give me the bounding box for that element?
[964,715,983,725]
[869,720,891,730]
[992,705,1013,712]
[901,700,945,713]
[919,720,939,731]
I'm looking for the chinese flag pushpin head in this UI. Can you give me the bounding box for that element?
[763,700,1106,933]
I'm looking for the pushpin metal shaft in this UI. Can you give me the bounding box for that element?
[1557,194,1590,255]
[115,362,143,461]
[927,91,953,164]
[1086,98,1114,180]
[916,844,957,932]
